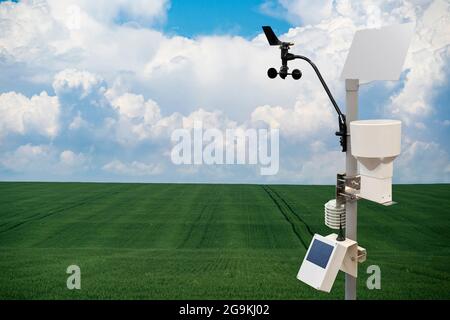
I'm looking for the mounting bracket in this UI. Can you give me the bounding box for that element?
[336,173,360,203]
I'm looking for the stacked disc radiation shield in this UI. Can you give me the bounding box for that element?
[324,199,346,230]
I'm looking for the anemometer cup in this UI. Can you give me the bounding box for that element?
[267,67,302,80]
[292,69,302,80]
[267,68,278,79]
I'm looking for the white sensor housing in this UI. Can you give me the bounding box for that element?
[324,199,346,230]
[297,234,359,292]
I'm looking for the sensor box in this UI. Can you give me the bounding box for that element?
[297,234,358,292]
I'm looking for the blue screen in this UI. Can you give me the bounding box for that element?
[306,239,334,269]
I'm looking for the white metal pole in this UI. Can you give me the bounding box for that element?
[345,79,359,300]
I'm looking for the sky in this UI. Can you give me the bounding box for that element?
[0,0,449,184]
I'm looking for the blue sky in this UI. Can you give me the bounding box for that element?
[162,0,291,38]
[0,0,449,184]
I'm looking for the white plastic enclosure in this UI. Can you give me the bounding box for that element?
[350,120,401,204]
[297,234,358,292]
[324,199,346,230]
[351,120,401,158]
[341,23,414,84]
[325,233,359,278]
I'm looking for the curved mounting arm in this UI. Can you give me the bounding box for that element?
[262,25,347,151]
[283,52,347,152]
[293,55,345,121]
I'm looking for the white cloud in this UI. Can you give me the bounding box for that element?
[0,91,59,139]
[0,0,166,84]
[141,34,295,120]
[259,0,450,128]
[265,0,422,27]
[111,93,160,122]
[0,1,68,63]
[1,144,53,172]
[108,91,182,145]
[251,96,334,140]
[52,68,118,134]
[53,68,105,99]
[396,139,450,183]
[1,144,88,174]
[3,0,448,128]
[387,0,450,125]
[283,0,334,25]
[102,159,163,176]
[274,150,345,184]
[59,149,88,168]
[298,150,344,184]
[182,109,237,130]
[46,0,170,26]
[106,86,244,150]
[68,113,88,130]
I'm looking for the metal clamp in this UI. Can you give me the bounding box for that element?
[357,246,367,263]
[346,175,360,191]
[336,173,360,203]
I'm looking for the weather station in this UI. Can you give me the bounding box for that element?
[262,23,414,299]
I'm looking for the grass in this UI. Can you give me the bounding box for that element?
[0,182,449,299]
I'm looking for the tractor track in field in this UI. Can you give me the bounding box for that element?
[198,200,218,248]
[266,186,314,237]
[262,185,314,249]
[177,204,209,249]
[0,186,125,235]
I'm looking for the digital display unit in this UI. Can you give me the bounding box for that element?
[297,234,359,292]
[297,234,345,292]
[306,239,334,269]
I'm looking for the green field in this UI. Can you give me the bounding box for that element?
[0,182,449,299]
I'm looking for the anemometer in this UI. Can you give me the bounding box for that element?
[262,26,348,153]
[262,23,414,299]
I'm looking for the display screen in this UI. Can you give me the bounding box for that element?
[306,239,334,269]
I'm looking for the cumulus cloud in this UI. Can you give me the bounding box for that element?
[182,109,237,130]
[142,34,294,120]
[260,0,334,26]
[111,93,160,122]
[0,91,59,139]
[251,97,335,141]
[387,0,450,125]
[1,144,54,172]
[260,0,450,129]
[0,0,165,86]
[53,68,105,99]
[59,149,88,169]
[0,1,68,63]
[46,0,170,26]
[107,91,182,145]
[0,144,88,175]
[52,68,118,134]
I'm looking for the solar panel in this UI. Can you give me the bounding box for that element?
[306,239,334,269]
[341,23,414,84]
